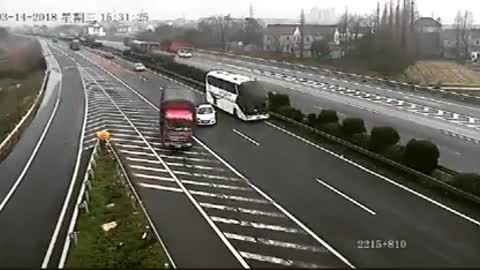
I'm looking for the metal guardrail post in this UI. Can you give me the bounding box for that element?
[79,200,90,215]
[69,231,79,246]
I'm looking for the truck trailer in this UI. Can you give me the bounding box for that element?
[159,87,196,150]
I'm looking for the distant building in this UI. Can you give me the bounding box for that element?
[263,24,338,58]
[413,17,442,58]
[441,28,480,60]
[86,22,105,37]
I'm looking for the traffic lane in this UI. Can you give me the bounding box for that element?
[264,81,479,173]
[0,55,85,267]
[193,52,480,118]
[180,55,480,121]
[137,186,244,268]
[180,56,480,139]
[0,70,59,201]
[75,49,206,107]
[194,113,480,267]
[87,47,479,172]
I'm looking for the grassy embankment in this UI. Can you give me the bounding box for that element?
[0,33,45,142]
[65,144,168,268]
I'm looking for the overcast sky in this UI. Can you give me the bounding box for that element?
[0,0,478,24]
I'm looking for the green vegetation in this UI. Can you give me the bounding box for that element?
[65,145,168,268]
[0,28,46,144]
[0,71,44,142]
[451,174,480,197]
[404,139,440,175]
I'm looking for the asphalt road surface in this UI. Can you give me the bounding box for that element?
[0,40,85,267]
[53,43,480,268]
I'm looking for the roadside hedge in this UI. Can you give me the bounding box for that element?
[268,92,290,112]
[369,126,400,152]
[403,139,440,175]
[341,118,366,137]
[451,173,480,197]
[316,109,339,124]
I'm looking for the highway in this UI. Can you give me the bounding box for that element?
[97,39,480,173]
[0,40,86,267]
[47,41,480,267]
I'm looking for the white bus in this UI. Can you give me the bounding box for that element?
[205,70,269,121]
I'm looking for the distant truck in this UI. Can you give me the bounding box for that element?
[160,40,193,54]
[159,87,196,150]
[69,39,80,50]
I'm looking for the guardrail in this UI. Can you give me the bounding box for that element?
[58,140,100,268]
[0,69,50,161]
[58,139,174,268]
[270,112,480,205]
[94,43,479,204]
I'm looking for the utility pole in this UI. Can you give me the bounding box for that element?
[249,2,254,18]
[300,8,305,59]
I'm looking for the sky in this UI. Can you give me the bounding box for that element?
[0,0,478,24]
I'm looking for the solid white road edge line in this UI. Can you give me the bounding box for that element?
[315,179,376,216]
[0,66,62,213]
[80,66,250,268]
[79,49,355,268]
[232,129,260,146]
[41,44,87,268]
[266,121,480,227]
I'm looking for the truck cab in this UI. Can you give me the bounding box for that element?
[159,88,196,150]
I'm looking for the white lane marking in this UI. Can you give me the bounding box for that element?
[117,143,211,158]
[120,149,155,157]
[164,162,226,172]
[138,182,183,193]
[211,216,305,234]
[193,137,356,268]
[127,157,162,165]
[0,70,62,213]
[266,121,480,227]
[225,232,325,252]
[315,179,376,216]
[181,179,251,191]
[78,61,250,268]
[134,173,174,182]
[199,202,285,218]
[232,129,260,146]
[190,190,269,204]
[43,48,86,268]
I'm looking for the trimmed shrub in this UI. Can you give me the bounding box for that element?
[369,126,400,152]
[317,122,343,137]
[451,173,480,197]
[348,133,371,149]
[277,106,304,122]
[268,92,290,112]
[382,144,406,163]
[341,118,366,137]
[317,109,339,124]
[403,139,440,175]
[306,113,317,127]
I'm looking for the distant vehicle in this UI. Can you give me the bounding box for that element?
[177,48,193,58]
[160,40,194,54]
[159,87,196,149]
[134,63,146,71]
[69,39,80,51]
[196,104,216,126]
[52,38,58,43]
[103,52,114,59]
[205,70,269,121]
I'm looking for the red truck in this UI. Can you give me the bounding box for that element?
[159,87,196,150]
[160,40,193,53]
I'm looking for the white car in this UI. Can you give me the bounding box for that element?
[134,63,146,71]
[178,50,193,58]
[196,104,216,126]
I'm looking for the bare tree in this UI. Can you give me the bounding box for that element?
[454,10,474,59]
[300,9,305,59]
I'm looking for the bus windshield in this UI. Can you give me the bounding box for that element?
[237,81,268,115]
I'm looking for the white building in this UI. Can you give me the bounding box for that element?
[86,22,105,37]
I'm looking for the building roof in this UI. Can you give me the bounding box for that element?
[414,17,442,28]
[266,23,338,37]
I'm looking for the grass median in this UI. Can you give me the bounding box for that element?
[65,145,168,268]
